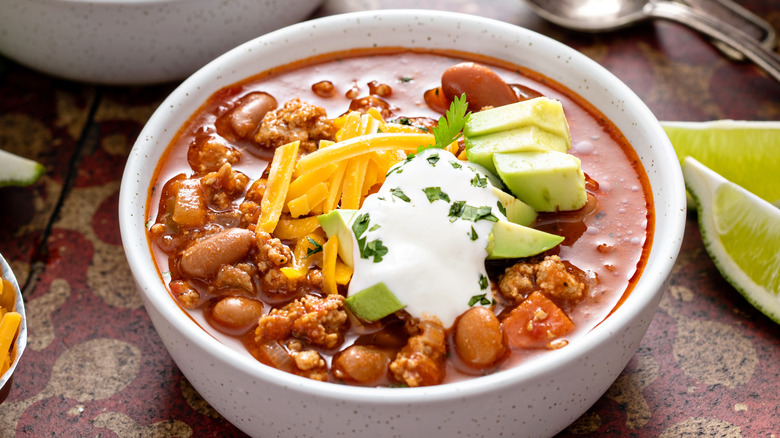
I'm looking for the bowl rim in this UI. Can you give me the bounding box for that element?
[119,9,686,403]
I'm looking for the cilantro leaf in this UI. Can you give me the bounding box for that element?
[449,203,498,223]
[352,213,370,239]
[470,174,487,188]
[448,201,466,222]
[351,213,389,263]
[391,188,411,202]
[469,226,478,241]
[450,161,462,169]
[432,94,470,149]
[479,274,489,290]
[460,205,498,222]
[468,293,491,306]
[305,237,323,258]
[423,187,450,203]
[365,239,389,263]
[496,200,507,217]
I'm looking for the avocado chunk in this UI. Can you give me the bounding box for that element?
[486,220,564,260]
[317,209,358,268]
[465,125,569,174]
[492,187,537,226]
[346,282,405,322]
[464,97,572,143]
[493,150,587,212]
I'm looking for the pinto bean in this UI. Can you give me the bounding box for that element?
[228,92,278,139]
[311,80,336,98]
[179,227,255,278]
[454,306,506,369]
[441,62,518,111]
[209,296,264,333]
[331,345,393,385]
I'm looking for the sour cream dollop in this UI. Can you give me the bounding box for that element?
[347,148,506,328]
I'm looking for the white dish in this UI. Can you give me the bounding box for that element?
[119,10,687,437]
[0,253,27,396]
[0,0,323,84]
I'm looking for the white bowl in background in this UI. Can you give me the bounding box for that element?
[119,10,687,437]
[0,0,324,85]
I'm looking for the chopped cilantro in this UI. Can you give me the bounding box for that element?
[399,76,413,83]
[468,293,491,306]
[426,153,440,166]
[450,161,462,169]
[363,239,389,263]
[470,174,487,188]
[369,224,381,232]
[469,226,478,241]
[305,237,323,258]
[352,213,389,263]
[397,117,412,126]
[496,200,507,217]
[449,202,498,223]
[391,188,411,202]
[479,274,489,290]
[352,213,370,239]
[448,201,466,222]
[423,187,450,203]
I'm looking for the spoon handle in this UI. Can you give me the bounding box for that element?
[678,0,776,61]
[649,0,780,83]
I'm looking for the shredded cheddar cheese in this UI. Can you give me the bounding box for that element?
[257,140,300,233]
[322,235,339,294]
[0,276,21,376]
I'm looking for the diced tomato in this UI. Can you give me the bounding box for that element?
[502,291,574,349]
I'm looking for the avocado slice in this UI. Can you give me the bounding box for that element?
[317,209,358,268]
[346,282,405,322]
[465,125,569,174]
[492,187,537,227]
[486,220,564,260]
[493,150,587,212]
[464,97,572,143]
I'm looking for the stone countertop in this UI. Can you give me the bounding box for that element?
[0,0,778,436]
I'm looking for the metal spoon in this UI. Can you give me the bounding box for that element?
[523,0,780,83]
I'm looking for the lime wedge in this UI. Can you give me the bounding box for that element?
[683,157,780,324]
[0,149,45,188]
[662,120,780,207]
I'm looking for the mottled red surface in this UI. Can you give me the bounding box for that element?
[1,1,778,436]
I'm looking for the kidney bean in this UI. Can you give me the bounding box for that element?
[209,296,264,333]
[332,345,393,385]
[441,62,518,111]
[454,306,506,369]
[179,227,255,278]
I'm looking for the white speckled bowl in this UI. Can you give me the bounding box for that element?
[0,253,27,404]
[0,0,323,85]
[119,10,686,437]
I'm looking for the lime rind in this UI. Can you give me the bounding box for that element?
[683,156,780,324]
[0,149,45,188]
[663,120,780,207]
